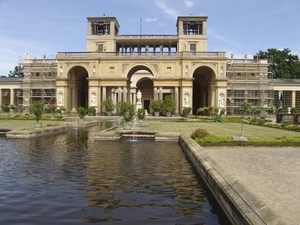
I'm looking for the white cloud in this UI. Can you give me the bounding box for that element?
[145,18,157,22]
[185,0,194,8]
[155,0,177,19]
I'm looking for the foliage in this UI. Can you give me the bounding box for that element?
[137,108,146,120]
[252,107,261,115]
[119,102,135,123]
[101,97,115,112]
[150,99,163,112]
[182,107,191,117]
[255,48,300,79]
[239,101,252,136]
[29,101,45,122]
[56,108,62,114]
[8,65,23,78]
[213,114,223,122]
[162,95,176,112]
[88,106,96,115]
[291,107,298,114]
[77,106,86,119]
[265,106,275,120]
[190,128,209,139]
[197,106,208,115]
[59,106,66,112]
[280,120,291,128]
[1,105,10,113]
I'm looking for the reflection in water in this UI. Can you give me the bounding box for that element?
[0,123,229,225]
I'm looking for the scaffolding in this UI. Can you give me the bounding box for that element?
[226,54,274,115]
[18,54,57,109]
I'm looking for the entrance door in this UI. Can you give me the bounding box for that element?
[144,100,150,114]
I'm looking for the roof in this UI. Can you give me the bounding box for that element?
[0,77,19,82]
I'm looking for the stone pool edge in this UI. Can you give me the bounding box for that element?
[179,133,286,225]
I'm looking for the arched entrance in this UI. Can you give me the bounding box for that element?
[127,66,154,113]
[67,66,89,112]
[192,66,215,114]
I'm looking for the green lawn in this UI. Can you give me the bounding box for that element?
[1,119,299,139]
[146,121,300,138]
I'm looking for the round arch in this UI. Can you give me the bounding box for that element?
[192,66,216,114]
[126,65,155,113]
[67,65,89,112]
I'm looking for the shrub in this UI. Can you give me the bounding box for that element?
[190,128,209,139]
[291,107,298,114]
[213,114,223,122]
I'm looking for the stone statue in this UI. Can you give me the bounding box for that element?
[219,93,225,107]
[58,92,63,105]
[91,92,96,105]
[184,93,189,107]
[137,90,142,103]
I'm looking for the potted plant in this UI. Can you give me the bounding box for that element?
[137,107,146,122]
[1,105,10,114]
[150,99,163,116]
[77,106,86,121]
[88,106,96,116]
[29,100,45,128]
[119,102,135,130]
[101,97,114,116]
[162,95,176,117]
[182,107,191,117]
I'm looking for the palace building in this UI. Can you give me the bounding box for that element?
[1,15,300,115]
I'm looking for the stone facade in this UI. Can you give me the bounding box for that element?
[1,15,299,115]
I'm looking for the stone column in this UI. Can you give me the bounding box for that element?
[153,87,158,100]
[159,87,163,100]
[175,86,179,115]
[133,93,136,105]
[118,87,122,102]
[10,89,14,105]
[292,91,296,108]
[102,86,106,101]
[71,88,76,112]
[123,87,127,102]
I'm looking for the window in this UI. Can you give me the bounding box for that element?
[183,21,203,34]
[190,44,196,53]
[98,44,103,52]
[234,90,244,98]
[36,73,40,77]
[236,73,241,78]
[250,73,255,78]
[91,21,110,35]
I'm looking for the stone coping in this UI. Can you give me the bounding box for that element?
[94,125,180,141]
[5,120,100,139]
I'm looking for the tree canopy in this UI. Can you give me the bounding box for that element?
[7,65,23,78]
[255,48,300,79]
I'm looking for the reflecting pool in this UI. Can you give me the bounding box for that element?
[0,123,230,224]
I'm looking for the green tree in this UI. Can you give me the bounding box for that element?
[255,48,300,79]
[8,65,23,78]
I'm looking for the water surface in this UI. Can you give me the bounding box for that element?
[0,124,229,224]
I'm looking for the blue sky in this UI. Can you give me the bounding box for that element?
[0,0,300,76]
